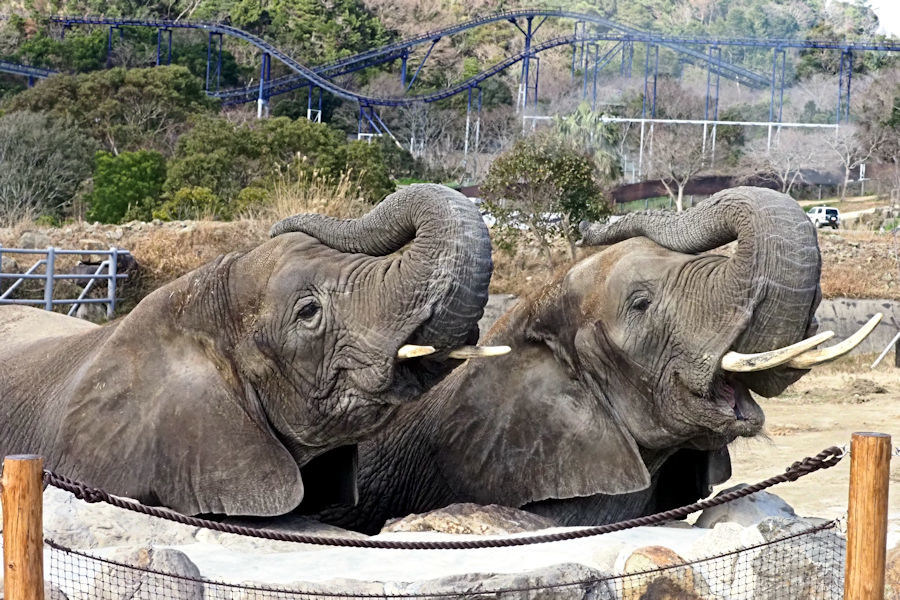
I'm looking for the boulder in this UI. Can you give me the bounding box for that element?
[382,503,557,535]
[88,547,203,600]
[728,517,844,600]
[42,487,200,550]
[617,546,711,600]
[17,230,51,249]
[695,485,797,528]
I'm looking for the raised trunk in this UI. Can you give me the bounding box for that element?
[270,184,492,351]
[581,186,821,396]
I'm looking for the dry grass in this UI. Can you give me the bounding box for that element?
[250,170,371,223]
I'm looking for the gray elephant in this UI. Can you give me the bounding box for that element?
[0,184,497,517]
[316,187,875,533]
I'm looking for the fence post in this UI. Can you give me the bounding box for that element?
[43,246,55,311]
[107,247,118,319]
[844,431,891,600]
[1,455,45,600]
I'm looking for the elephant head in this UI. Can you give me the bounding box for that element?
[325,187,876,531]
[0,184,497,517]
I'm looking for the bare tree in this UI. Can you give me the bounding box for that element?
[826,124,886,200]
[646,123,707,212]
[739,129,830,195]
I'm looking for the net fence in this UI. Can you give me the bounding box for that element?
[44,518,845,600]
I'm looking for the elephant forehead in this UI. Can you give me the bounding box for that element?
[567,238,687,314]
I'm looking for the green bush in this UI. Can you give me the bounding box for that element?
[153,186,227,221]
[87,150,167,224]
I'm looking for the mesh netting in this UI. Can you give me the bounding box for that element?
[45,519,845,600]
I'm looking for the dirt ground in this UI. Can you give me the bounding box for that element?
[720,355,900,547]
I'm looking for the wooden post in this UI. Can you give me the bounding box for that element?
[1,455,45,600]
[844,432,891,600]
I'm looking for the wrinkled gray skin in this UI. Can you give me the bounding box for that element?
[317,187,822,533]
[0,184,492,517]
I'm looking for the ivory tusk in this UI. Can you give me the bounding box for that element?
[448,345,512,359]
[787,313,883,369]
[721,331,835,373]
[397,345,436,359]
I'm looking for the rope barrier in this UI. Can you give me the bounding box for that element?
[41,445,845,550]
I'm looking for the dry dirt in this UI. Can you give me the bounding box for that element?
[721,356,900,548]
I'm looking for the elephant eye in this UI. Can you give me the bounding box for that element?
[631,297,651,312]
[295,299,321,323]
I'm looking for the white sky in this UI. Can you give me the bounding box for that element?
[868,0,900,36]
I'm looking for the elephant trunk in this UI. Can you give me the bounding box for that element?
[581,187,821,396]
[271,184,493,352]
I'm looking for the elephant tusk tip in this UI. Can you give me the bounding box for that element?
[787,313,883,369]
[397,345,437,359]
[721,330,834,373]
[447,345,512,359]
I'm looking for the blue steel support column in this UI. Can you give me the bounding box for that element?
[205,30,212,92]
[167,29,172,64]
[107,26,114,67]
[257,52,270,119]
[591,47,601,109]
[216,33,223,92]
[406,39,438,91]
[704,46,721,120]
[156,29,162,66]
[27,75,34,87]
[532,55,540,108]
[777,49,786,123]
[400,50,408,87]
[517,16,534,109]
[651,44,659,117]
[571,20,585,79]
[768,47,779,123]
[582,43,595,98]
[837,49,853,123]
[620,39,634,77]
[642,43,651,117]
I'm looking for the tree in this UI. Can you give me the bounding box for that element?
[7,66,216,155]
[739,129,829,195]
[646,123,708,212]
[825,125,885,200]
[87,150,167,224]
[0,112,98,226]
[482,133,609,265]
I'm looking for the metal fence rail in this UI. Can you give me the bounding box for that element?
[0,246,130,318]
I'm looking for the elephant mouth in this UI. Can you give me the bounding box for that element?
[674,372,764,447]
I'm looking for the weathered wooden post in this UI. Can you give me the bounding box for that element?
[844,432,891,600]
[1,455,45,600]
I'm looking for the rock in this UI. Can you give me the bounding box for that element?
[0,256,19,273]
[695,485,797,528]
[42,486,200,549]
[17,230,51,249]
[617,546,710,600]
[729,517,844,600]
[382,503,557,535]
[396,563,615,600]
[89,547,203,599]
[886,545,900,600]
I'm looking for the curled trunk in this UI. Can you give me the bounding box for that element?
[271,184,493,352]
[581,186,821,396]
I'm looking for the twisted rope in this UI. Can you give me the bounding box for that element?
[42,445,845,550]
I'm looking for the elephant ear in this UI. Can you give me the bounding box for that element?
[59,334,304,517]
[434,341,650,507]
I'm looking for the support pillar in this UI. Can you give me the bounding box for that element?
[844,432,891,600]
[2,455,45,600]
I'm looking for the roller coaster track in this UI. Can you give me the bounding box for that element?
[49,10,779,108]
[0,59,55,80]
[20,11,899,109]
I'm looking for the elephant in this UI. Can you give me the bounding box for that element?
[315,186,877,533]
[0,184,499,517]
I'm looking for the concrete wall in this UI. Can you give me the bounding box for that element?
[480,295,900,358]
